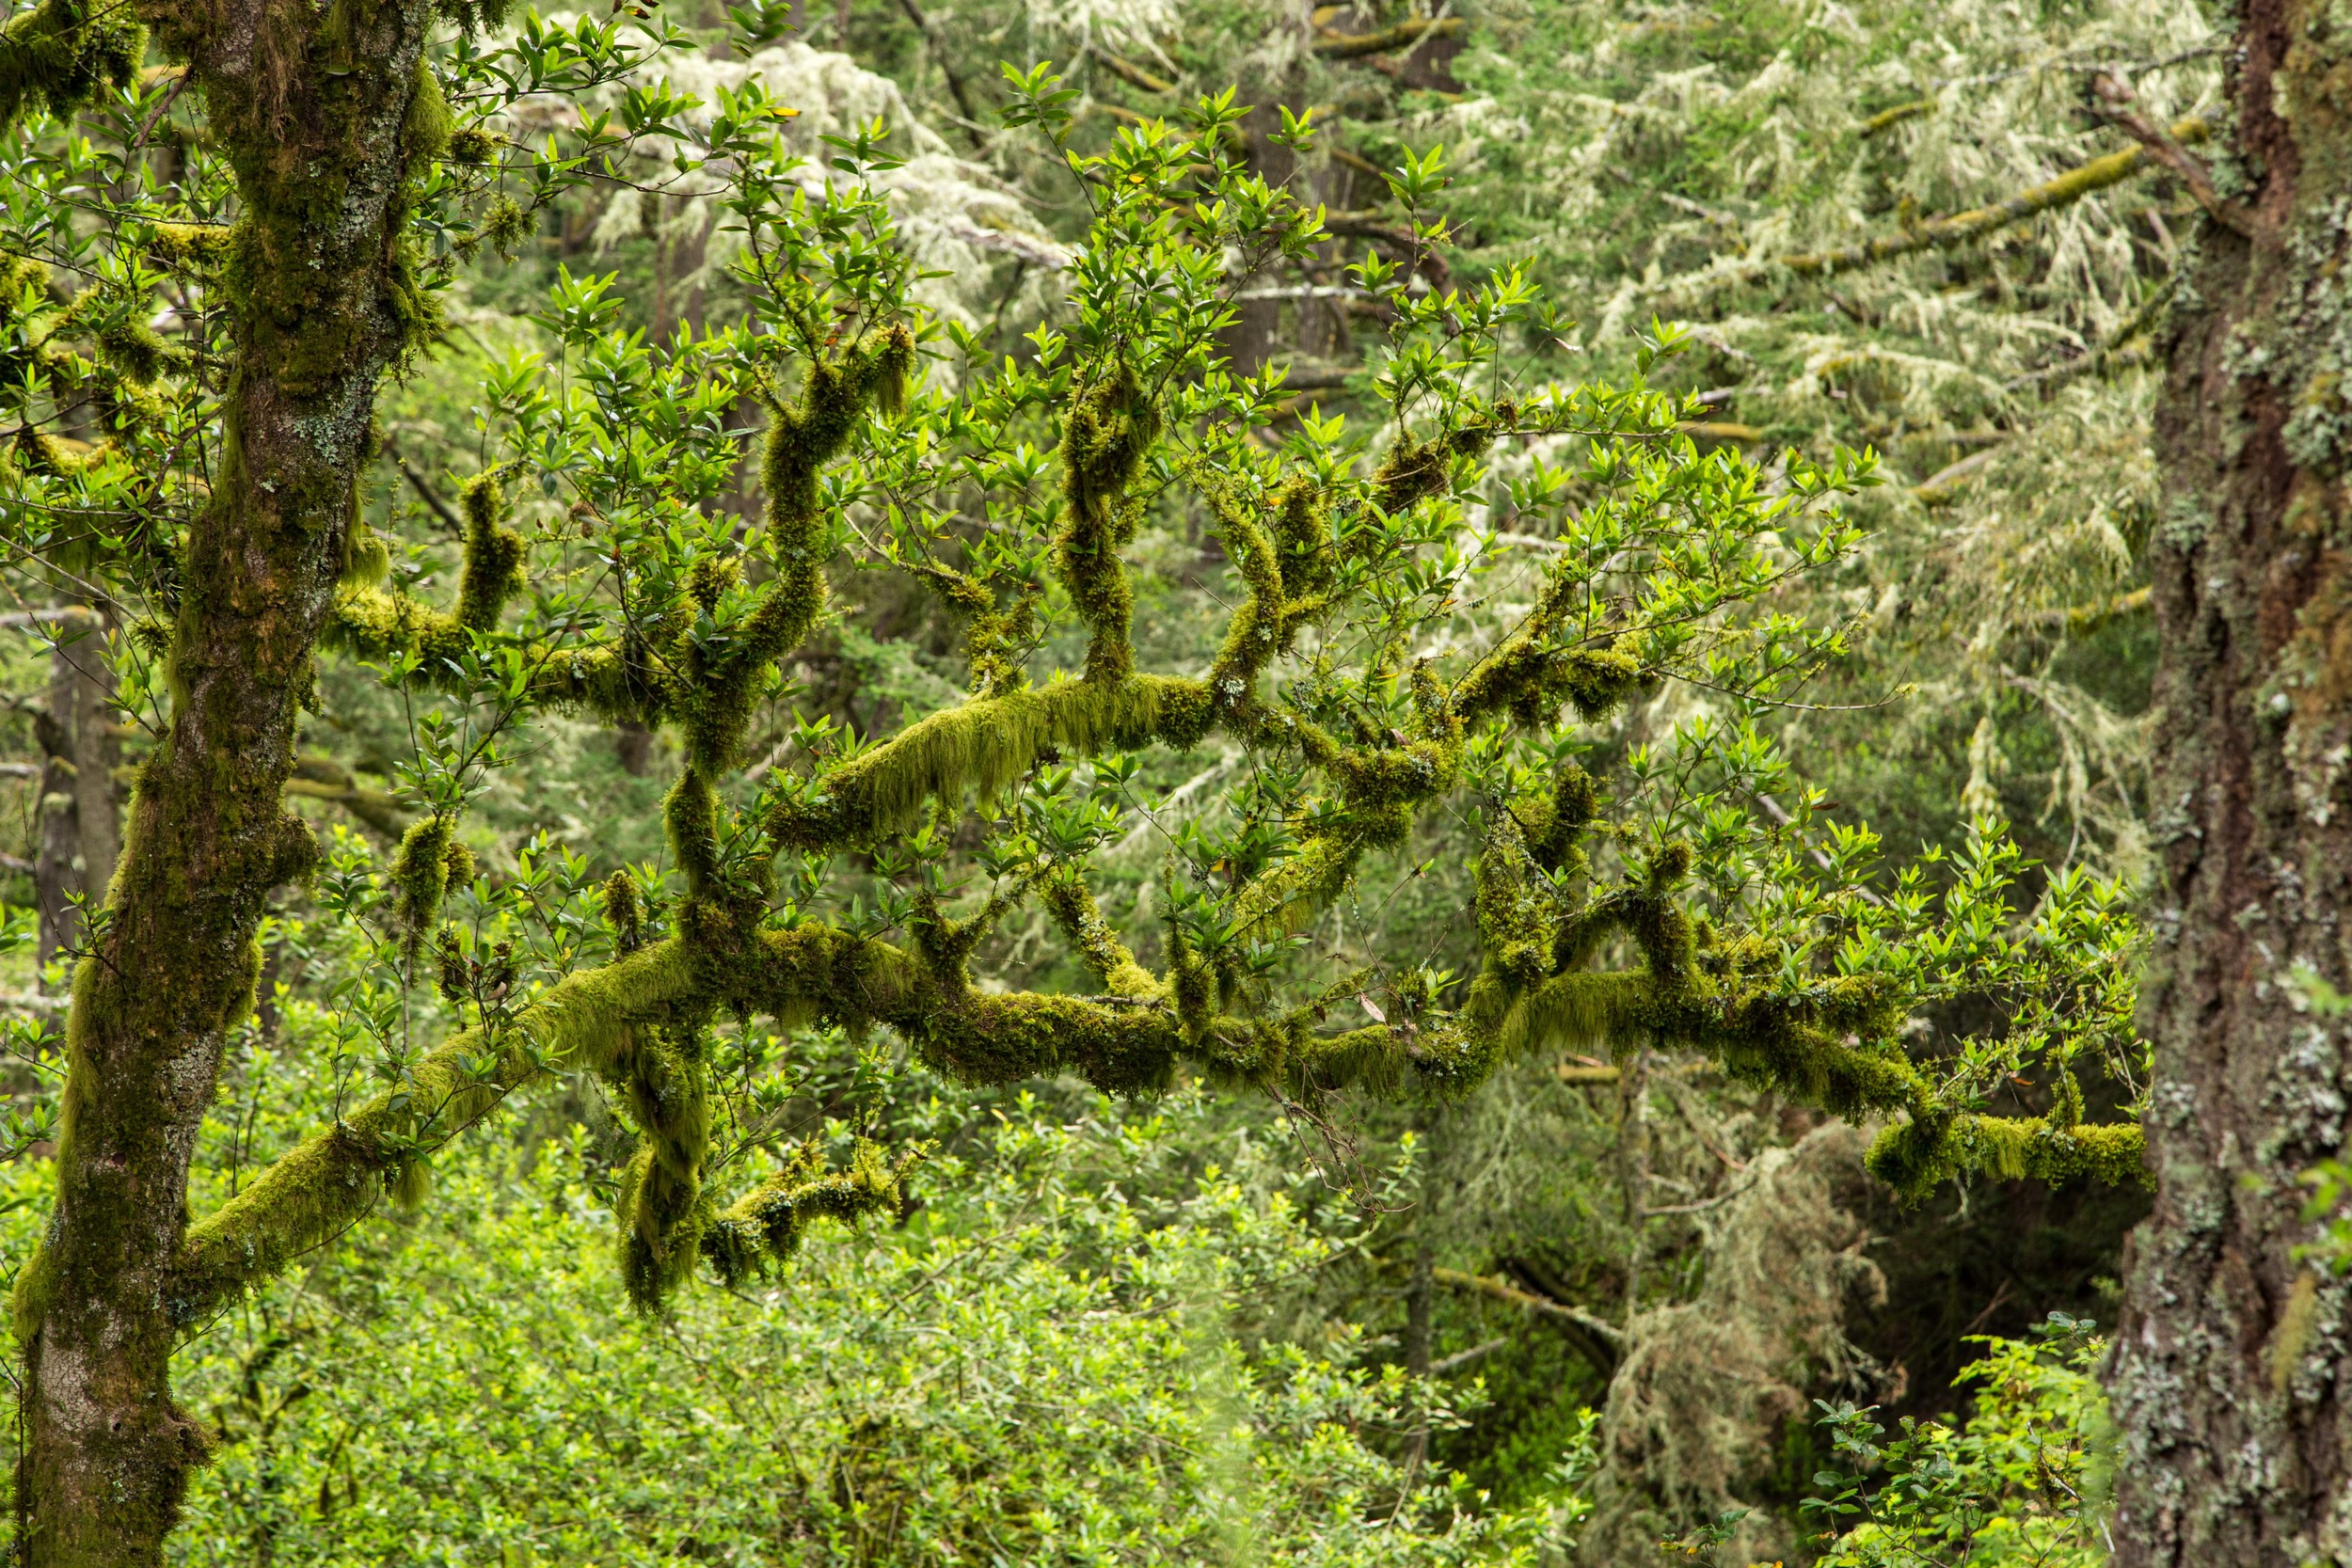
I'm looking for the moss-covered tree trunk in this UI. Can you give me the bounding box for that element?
[2110,3,2352,1561]
[10,1,435,1559]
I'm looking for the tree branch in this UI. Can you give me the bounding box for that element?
[1432,1265,1624,1372]
[895,0,990,149]
[2091,75,2251,236]
[169,942,699,1322]
[1095,51,1174,94]
[1313,16,1464,58]
[1651,118,2210,299]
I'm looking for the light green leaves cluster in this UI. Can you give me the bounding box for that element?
[168,1099,1585,1566]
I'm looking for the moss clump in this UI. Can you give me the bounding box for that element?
[1057,361,1159,683]
[0,0,143,138]
[1371,415,1501,516]
[603,869,646,954]
[326,471,527,678]
[701,1136,917,1288]
[388,816,474,962]
[914,562,1041,699]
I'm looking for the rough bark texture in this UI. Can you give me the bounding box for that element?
[2110,0,2352,1560]
[9,0,435,1557]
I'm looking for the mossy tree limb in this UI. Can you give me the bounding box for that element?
[168,942,697,1323]
[1652,118,2210,301]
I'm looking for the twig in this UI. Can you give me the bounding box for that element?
[2090,74,2250,236]
[382,439,465,536]
[1913,446,2002,503]
[1429,1337,1508,1375]
[0,608,97,631]
[133,66,193,155]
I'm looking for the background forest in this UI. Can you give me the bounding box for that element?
[0,0,2210,1560]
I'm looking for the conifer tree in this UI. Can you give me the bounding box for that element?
[2106,5,2352,1562]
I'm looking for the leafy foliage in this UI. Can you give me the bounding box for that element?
[167,1098,1587,1565]
[0,0,2186,1557]
[1804,1315,2111,1568]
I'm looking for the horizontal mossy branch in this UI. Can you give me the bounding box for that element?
[1313,16,1464,57]
[283,755,408,836]
[1865,1109,2147,1200]
[766,673,1201,848]
[166,942,696,1323]
[1650,118,2209,300]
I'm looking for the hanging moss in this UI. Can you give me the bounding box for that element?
[0,0,142,138]
[1057,360,1160,682]
[603,869,645,954]
[387,816,473,963]
[766,674,1187,849]
[611,1021,714,1314]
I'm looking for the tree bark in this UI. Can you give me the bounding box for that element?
[2110,3,2352,1561]
[30,609,120,972]
[10,0,437,1559]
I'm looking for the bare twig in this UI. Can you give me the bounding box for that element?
[381,438,465,536]
[2090,74,2251,236]
[1429,1337,1508,1375]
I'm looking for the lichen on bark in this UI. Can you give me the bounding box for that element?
[2106,2,2352,1561]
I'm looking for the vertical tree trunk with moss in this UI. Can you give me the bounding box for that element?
[2111,5,2352,1562]
[10,3,437,1560]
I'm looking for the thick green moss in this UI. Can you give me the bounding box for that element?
[173,942,698,1321]
[702,1136,914,1287]
[1040,869,1163,1000]
[326,472,527,679]
[1057,361,1159,683]
[767,674,1191,849]
[0,0,141,138]
[1867,1113,2149,1202]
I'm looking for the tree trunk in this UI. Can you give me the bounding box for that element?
[31,610,120,973]
[10,1,437,1559]
[2110,6,2352,1562]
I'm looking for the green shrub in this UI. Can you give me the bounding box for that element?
[1802,1315,2110,1568]
[167,1095,1591,1566]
